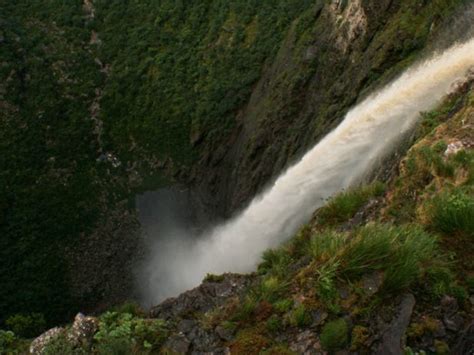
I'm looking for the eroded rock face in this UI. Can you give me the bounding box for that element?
[329,0,368,53]
[150,273,251,320]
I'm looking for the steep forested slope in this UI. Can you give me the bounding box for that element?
[0,0,469,330]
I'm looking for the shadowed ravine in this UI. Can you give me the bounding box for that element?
[141,37,474,306]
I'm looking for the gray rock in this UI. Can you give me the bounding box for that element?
[164,334,191,354]
[29,327,64,354]
[67,313,99,347]
[361,272,384,297]
[289,330,322,354]
[375,294,416,355]
[443,313,464,332]
[150,273,251,320]
[311,309,328,327]
[215,325,235,341]
[440,295,458,314]
[178,319,198,334]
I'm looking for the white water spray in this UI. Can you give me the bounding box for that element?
[143,38,474,304]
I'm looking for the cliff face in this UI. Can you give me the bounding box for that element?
[195,0,467,214]
[0,0,468,327]
[22,79,474,355]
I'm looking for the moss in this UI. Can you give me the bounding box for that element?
[407,316,441,339]
[229,328,270,355]
[434,340,450,355]
[350,325,369,351]
[320,319,349,352]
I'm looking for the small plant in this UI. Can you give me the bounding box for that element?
[5,313,46,338]
[266,315,283,333]
[273,299,294,313]
[93,312,168,353]
[427,189,474,237]
[320,318,349,352]
[233,294,258,321]
[316,261,340,307]
[289,304,311,328]
[259,276,287,303]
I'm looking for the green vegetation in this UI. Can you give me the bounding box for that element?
[427,189,474,237]
[93,312,168,354]
[289,304,311,328]
[5,313,46,339]
[317,182,385,226]
[320,318,349,352]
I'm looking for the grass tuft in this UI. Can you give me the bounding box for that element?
[317,182,385,226]
[427,189,474,237]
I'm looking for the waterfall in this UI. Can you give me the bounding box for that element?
[142,38,474,304]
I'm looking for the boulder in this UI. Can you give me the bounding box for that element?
[29,327,64,354]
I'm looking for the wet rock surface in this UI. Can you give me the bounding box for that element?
[150,273,251,320]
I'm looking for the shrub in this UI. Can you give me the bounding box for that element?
[43,333,85,355]
[93,312,168,353]
[427,189,474,236]
[112,302,145,317]
[5,313,46,338]
[0,330,16,354]
[320,319,349,352]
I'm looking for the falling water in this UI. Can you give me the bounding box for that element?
[142,37,474,304]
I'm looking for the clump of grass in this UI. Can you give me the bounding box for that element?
[266,315,283,333]
[309,230,347,261]
[289,304,311,328]
[320,318,349,352]
[273,299,293,313]
[259,276,288,303]
[341,224,437,293]
[427,189,474,237]
[258,248,293,278]
[315,261,340,310]
[233,294,258,322]
[317,182,385,226]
